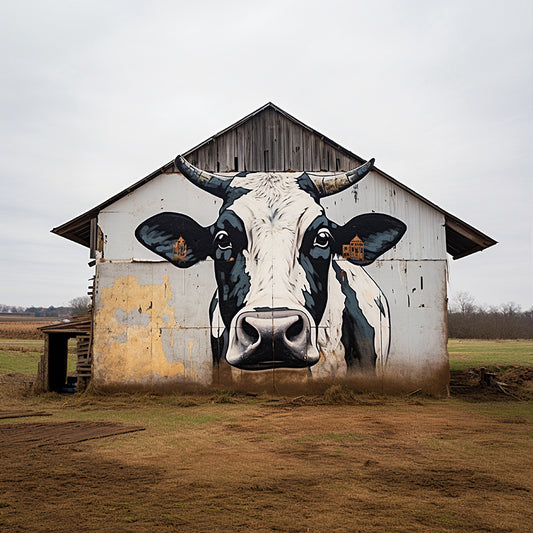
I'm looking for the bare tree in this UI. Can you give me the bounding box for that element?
[452,291,477,313]
[69,296,91,316]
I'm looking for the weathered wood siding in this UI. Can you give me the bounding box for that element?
[186,107,360,172]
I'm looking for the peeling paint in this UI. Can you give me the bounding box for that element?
[115,308,150,327]
[113,332,128,344]
[93,274,190,384]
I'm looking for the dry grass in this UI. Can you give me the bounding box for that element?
[0,391,531,532]
[0,319,56,340]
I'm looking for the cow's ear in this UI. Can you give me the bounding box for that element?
[135,212,212,268]
[334,213,406,265]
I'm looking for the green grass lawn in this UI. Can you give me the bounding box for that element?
[1,338,531,376]
[0,339,76,374]
[448,339,533,370]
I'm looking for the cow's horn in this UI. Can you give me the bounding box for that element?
[310,158,375,197]
[175,155,232,198]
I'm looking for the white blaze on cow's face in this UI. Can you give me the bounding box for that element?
[222,173,324,369]
[228,173,323,311]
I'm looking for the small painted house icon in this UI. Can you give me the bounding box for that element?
[172,236,187,262]
[342,235,365,261]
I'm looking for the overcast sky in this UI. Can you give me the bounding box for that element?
[1,0,532,310]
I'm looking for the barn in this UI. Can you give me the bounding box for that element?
[37,103,496,395]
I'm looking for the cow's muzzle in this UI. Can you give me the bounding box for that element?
[225,308,320,370]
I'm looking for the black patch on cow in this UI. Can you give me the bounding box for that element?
[210,211,251,329]
[298,215,334,325]
[332,262,377,371]
[333,213,407,265]
[297,172,321,202]
[135,212,211,267]
[235,171,249,177]
[374,295,386,317]
[220,185,252,212]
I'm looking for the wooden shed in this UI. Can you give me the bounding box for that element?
[39,103,496,394]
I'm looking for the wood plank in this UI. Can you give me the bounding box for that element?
[312,134,321,171]
[0,421,145,448]
[251,111,264,171]
[244,120,253,171]
[221,129,235,171]
[0,411,52,420]
[271,108,281,171]
[235,126,244,171]
[301,129,313,171]
[261,109,269,171]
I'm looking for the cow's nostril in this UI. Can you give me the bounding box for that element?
[241,317,260,344]
[285,315,304,342]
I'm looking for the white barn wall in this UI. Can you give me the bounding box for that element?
[93,169,448,393]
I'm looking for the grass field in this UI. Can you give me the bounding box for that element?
[0,338,76,374]
[448,338,533,370]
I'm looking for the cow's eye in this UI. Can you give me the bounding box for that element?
[215,230,232,250]
[314,229,331,248]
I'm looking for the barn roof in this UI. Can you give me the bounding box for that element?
[52,102,496,259]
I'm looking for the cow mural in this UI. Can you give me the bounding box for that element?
[135,156,406,378]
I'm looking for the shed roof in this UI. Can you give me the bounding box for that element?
[39,315,91,335]
[52,102,496,259]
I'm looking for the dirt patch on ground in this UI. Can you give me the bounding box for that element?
[0,421,144,448]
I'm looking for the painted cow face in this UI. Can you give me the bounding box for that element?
[135,157,406,371]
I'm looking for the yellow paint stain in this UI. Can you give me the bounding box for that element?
[93,274,198,385]
[188,341,198,382]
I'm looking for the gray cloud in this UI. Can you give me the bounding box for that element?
[1,0,531,308]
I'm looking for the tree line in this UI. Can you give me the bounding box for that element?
[448,292,533,339]
[0,297,91,318]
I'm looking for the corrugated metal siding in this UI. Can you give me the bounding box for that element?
[99,170,446,262]
[98,172,223,260]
